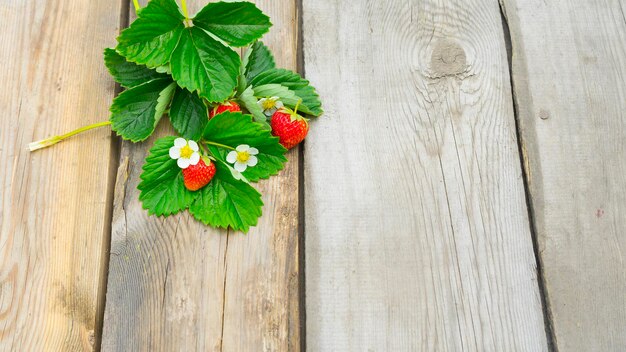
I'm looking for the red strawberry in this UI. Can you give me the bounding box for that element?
[209,101,241,119]
[182,158,216,191]
[271,108,309,149]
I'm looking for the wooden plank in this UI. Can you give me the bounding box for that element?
[101,1,301,350]
[0,0,122,350]
[501,0,626,350]
[302,0,549,350]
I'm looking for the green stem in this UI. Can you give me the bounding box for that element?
[293,99,302,115]
[132,0,141,12]
[29,121,112,152]
[204,140,235,150]
[180,0,191,25]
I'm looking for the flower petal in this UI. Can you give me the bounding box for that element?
[247,147,259,155]
[174,137,187,147]
[236,144,250,152]
[226,151,238,163]
[234,162,247,172]
[247,155,258,167]
[275,101,284,109]
[169,146,181,159]
[189,152,200,165]
[270,96,279,100]
[188,140,199,151]
[177,158,191,169]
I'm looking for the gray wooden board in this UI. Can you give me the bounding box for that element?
[100,0,302,351]
[302,0,549,350]
[502,0,626,350]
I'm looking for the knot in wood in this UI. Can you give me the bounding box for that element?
[430,40,466,76]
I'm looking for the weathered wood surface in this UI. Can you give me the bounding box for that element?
[3,0,625,350]
[101,1,301,351]
[502,0,626,350]
[0,0,121,350]
[302,0,549,350]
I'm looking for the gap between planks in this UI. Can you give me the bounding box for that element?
[94,0,130,350]
[497,1,557,351]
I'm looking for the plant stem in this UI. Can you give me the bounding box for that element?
[293,99,302,115]
[132,0,141,12]
[204,140,235,150]
[180,0,191,26]
[29,121,112,152]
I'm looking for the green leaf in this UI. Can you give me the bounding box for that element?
[138,136,200,216]
[250,68,323,116]
[203,112,287,182]
[189,159,263,232]
[116,0,185,68]
[104,48,168,88]
[193,2,272,47]
[110,79,176,142]
[239,85,268,125]
[169,87,208,140]
[253,83,299,106]
[244,41,276,82]
[170,27,241,102]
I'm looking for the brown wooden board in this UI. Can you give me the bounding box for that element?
[100,1,301,351]
[0,0,123,350]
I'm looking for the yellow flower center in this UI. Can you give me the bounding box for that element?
[261,99,276,110]
[236,151,250,163]
[180,145,194,158]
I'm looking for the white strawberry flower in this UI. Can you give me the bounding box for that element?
[169,137,200,169]
[226,144,259,172]
[257,96,284,117]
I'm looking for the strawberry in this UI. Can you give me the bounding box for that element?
[209,101,241,119]
[270,107,309,149]
[182,157,216,191]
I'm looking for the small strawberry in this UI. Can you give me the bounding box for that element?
[270,104,309,149]
[182,157,216,191]
[209,101,241,119]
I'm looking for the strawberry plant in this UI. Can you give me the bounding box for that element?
[29,0,322,233]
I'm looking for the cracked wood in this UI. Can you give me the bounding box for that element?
[503,0,626,350]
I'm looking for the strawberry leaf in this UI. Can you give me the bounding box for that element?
[189,159,263,233]
[193,2,271,47]
[244,41,276,83]
[239,85,268,125]
[203,112,286,182]
[170,27,241,102]
[110,79,176,142]
[104,48,168,88]
[138,136,200,216]
[169,87,208,140]
[250,68,323,116]
[116,0,185,68]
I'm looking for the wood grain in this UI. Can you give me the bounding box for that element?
[302,0,549,350]
[0,0,122,350]
[101,1,301,351]
[502,0,626,350]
